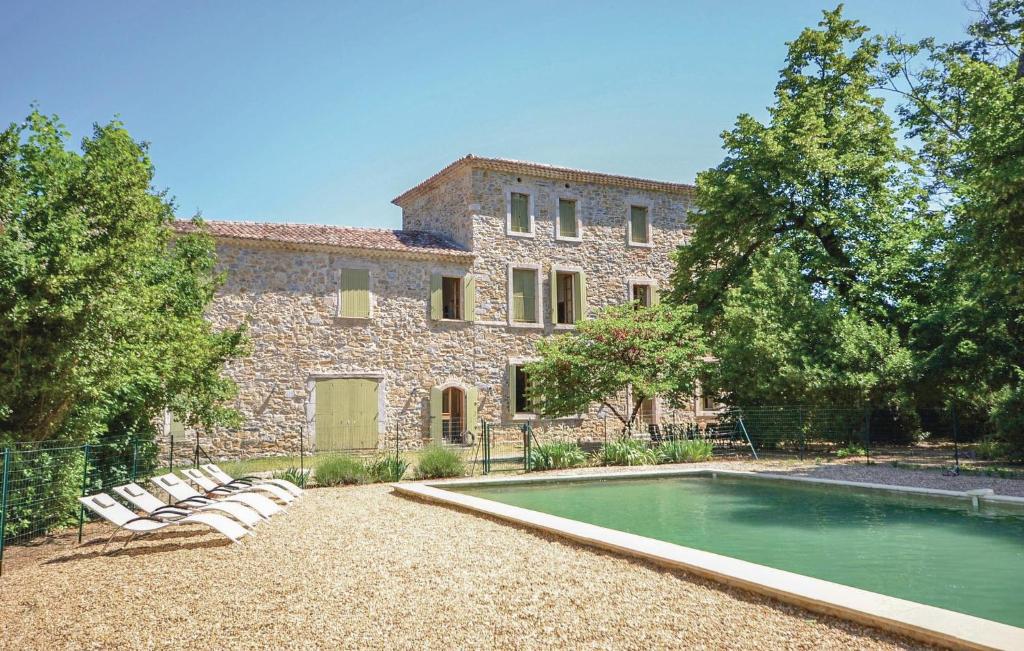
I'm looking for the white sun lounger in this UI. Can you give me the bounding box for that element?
[112,482,264,529]
[201,463,303,497]
[78,493,249,551]
[182,467,295,505]
[151,473,283,518]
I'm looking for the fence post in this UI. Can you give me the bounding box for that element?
[0,447,10,576]
[77,443,91,543]
[522,423,530,472]
[169,434,174,473]
[799,406,806,461]
[131,437,138,481]
[863,408,871,465]
[951,403,960,471]
[300,426,305,477]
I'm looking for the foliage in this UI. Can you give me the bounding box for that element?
[313,455,368,486]
[0,109,247,448]
[272,467,310,488]
[528,441,587,470]
[366,455,410,483]
[593,437,658,466]
[835,444,867,459]
[973,439,1008,461]
[881,1,1024,451]
[525,303,708,430]
[669,7,931,409]
[414,445,465,479]
[655,439,713,463]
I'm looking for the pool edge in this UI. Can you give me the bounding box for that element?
[393,475,1024,651]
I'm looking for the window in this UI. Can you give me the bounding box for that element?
[632,283,651,307]
[430,273,475,321]
[510,267,539,325]
[339,268,370,318]
[507,191,533,236]
[442,277,461,319]
[701,394,723,412]
[429,384,479,444]
[627,279,658,309]
[638,398,657,426]
[552,269,587,325]
[556,198,580,240]
[628,204,651,246]
[512,364,534,415]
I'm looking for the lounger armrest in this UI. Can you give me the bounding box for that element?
[151,506,191,517]
[173,497,210,507]
[205,487,235,496]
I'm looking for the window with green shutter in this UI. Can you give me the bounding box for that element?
[339,268,370,318]
[511,268,537,323]
[558,198,578,239]
[510,192,531,234]
[630,205,650,244]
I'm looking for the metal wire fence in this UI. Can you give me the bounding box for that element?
[0,434,155,575]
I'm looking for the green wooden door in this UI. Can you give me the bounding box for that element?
[315,378,379,450]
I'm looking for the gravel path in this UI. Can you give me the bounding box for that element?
[0,482,924,650]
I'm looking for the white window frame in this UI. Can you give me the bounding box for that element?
[505,186,535,238]
[551,263,585,330]
[626,199,654,248]
[507,263,543,328]
[625,277,658,307]
[553,194,583,242]
[508,356,541,421]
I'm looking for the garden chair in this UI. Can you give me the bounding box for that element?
[200,463,303,497]
[151,473,284,518]
[78,492,249,552]
[182,467,295,505]
[112,482,264,529]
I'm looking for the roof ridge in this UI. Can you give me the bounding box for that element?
[175,218,420,235]
[392,155,695,205]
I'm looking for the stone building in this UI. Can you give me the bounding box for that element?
[169,156,721,458]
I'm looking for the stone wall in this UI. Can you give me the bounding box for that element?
[163,164,720,460]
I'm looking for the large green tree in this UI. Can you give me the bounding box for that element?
[0,110,246,445]
[882,1,1024,449]
[524,304,708,431]
[670,6,933,407]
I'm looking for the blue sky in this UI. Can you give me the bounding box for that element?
[2,1,972,229]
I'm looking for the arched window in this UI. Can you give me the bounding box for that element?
[441,386,465,444]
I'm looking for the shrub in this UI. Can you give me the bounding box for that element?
[594,438,657,466]
[366,455,410,483]
[975,439,1008,461]
[529,441,586,470]
[835,444,867,459]
[314,455,368,486]
[656,439,713,463]
[272,467,310,488]
[415,445,465,479]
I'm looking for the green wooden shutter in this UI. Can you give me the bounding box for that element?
[340,269,370,318]
[507,364,517,417]
[630,206,649,243]
[650,285,660,306]
[559,199,577,238]
[462,274,476,321]
[512,269,536,322]
[511,192,529,232]
[550,268,558,324]
[574,271,586,322]
[465,386,479,435]
[430,273,442,320]
[429,386,443,443]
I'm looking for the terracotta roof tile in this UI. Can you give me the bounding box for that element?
[392,155,695,205]
[172,219,473,259]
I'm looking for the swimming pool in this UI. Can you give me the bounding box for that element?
[450,474,1024,629]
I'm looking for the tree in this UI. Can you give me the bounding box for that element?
[524,304,708,431]
[882,1,1024,451]
[669,6,932,407]
[0,110,247,446]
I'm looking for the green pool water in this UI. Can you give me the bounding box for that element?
[452,475,1024,627]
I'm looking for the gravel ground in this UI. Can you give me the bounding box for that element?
[0,480,927,650]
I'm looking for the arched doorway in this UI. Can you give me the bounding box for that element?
[441,386,465,444]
